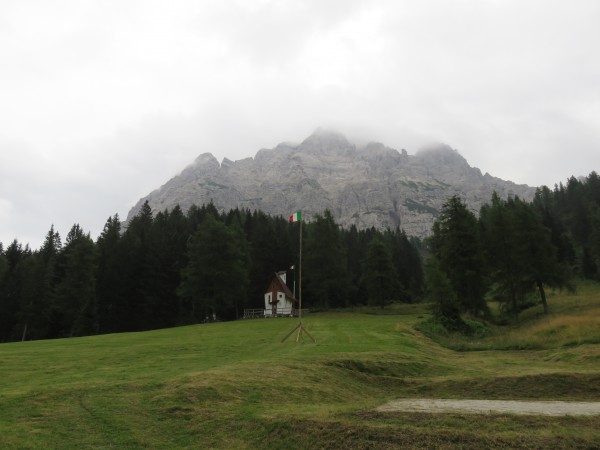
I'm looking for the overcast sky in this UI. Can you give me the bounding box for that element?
[1,0,599,248]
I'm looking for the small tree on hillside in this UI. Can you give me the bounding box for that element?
[424,257,466,331]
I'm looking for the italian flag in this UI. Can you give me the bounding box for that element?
[288,211,302,223]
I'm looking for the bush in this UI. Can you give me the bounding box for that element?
[417,315,489,338]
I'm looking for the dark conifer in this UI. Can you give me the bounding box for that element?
[361,235,399,308]
[18,226,61,340]
[95,215,124,332]
[424,256,464,330]
[53,225,98,336]
[304,210,349,308]
[430,196,488,316]
[0,240,29,341]
[0,242,6,289]
[178,215,249,321]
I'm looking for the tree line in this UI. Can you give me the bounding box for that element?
[427,171,600,328]
[0,203,423,342]
[2,171,597,342]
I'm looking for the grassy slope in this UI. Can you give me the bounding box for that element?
[420,281,600,352]
[0,286,599,449]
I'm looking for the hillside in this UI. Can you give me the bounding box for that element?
[128,130,535,237]
[0,284,598,448]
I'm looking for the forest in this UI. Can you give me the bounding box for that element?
[427,172,600,330]
[0,171,598,342]
[0,202,422,341]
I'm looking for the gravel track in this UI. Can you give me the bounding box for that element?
[377,399,600,416]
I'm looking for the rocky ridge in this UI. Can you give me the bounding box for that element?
[127,129,536,238]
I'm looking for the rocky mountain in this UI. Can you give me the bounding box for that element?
[127,129,536,238]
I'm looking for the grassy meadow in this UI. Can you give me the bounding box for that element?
[0,284,599,448]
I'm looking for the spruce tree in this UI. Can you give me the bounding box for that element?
[0,243,6,286]
[361,236,399,308]
[304,210,349,308]
[178,214,249,321]
[228,217,251,318]
[344,225,364,305]
[95,215,124,333]
[512,198,571,313]
[18,226,61,340]
[533,186,575,265]
[480,195,524,317]
[424,256,464,330]
[481,195,571,316]
[54,224,98,336]
[246,211,280,308]
[118,201,153,330]
[591,207,600,277]
[0,240,30,341]
[430,196,487,316]
[385,228,424,302]
[141,209,187,329]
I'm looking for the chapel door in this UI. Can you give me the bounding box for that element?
[271,294,277,315]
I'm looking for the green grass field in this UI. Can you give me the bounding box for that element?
[1,284,599,448]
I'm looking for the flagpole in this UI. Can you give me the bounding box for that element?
[282,211,315,343]
[299,219,302,321]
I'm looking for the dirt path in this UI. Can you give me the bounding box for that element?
[377,399,600,416]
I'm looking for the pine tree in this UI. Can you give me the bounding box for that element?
[228,217,251,318]
[430,196,488,316]
[512,198,572,313]
[96,215,124,333]
[385,228,424,302]
[118,201,153,330]
[344,225,364,305]
[178,214,249,321]
[140,209,184,329]
[304,210,350,308]
[424,256,465,331]
[142,205,191,327]
[0,240,30,341]
[54,224,98,336]
[533,186,575,265]
[591,207,600,277]
[480,195,524,317]
[246,211,280,309]
[0,243,6,287]
[17,226,61,340]
[481,195,570,317]
[361,236,399,308]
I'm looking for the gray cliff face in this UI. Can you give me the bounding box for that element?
[127,129,536,238]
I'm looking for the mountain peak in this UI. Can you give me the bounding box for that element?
[128,133,535,238]
[194,152,219,166]
[299,128,353,154]
[415,143,468,165]
[302,128,350,144]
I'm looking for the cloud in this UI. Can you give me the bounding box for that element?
[0,0,599,248]
[0,199,13,225]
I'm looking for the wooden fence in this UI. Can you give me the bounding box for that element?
[242,308,309,319]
